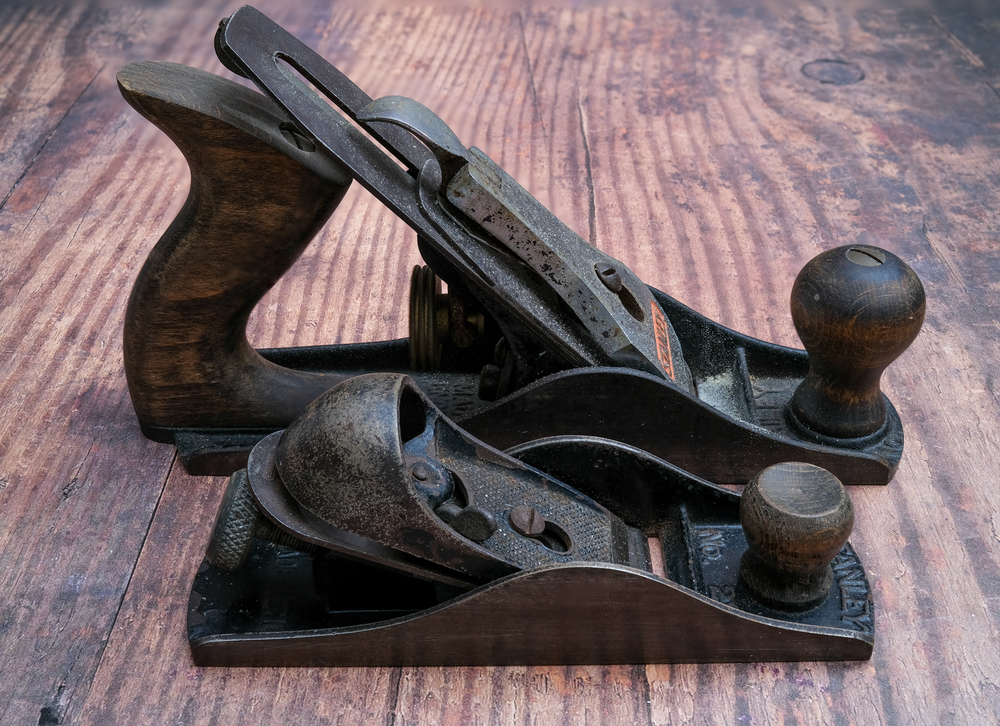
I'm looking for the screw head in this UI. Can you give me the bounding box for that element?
[508,505,546,537]
[408,459,454,506]
[595,263,623,293]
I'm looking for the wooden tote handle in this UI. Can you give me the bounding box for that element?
[118,61,353,439]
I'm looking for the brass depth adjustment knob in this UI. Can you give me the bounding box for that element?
[739,462,854,610]
[788,243,925,442]
[409,265,486,372]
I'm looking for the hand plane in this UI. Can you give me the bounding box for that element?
[190,372,874,666]
[118,6,924,484]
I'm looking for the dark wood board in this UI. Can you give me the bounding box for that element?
[0,0,998,723]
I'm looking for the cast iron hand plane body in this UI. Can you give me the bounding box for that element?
[111,5,923,667]
[191,373,874,666]
[118,6,925,486]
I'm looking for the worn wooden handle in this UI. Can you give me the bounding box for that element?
[788,244,925,441]
[739,462,854,610]
[118,61,353,438]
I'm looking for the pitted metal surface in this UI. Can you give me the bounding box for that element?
[268,373,641,581]
[447,151,691,390]
[217,8,694,394]
[433,424,632,568]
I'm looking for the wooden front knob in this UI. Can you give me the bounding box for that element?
[788,243,925,441]
[739,462,854,610]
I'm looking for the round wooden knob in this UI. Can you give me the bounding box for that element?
[788,243,925,441]
[739,462,854,610]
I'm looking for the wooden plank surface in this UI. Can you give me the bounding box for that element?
[1,0,998,723]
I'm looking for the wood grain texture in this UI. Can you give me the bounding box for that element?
[0,0,998,724]
[118,60,354,433]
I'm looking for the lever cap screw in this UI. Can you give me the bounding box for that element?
[596,263,624,293]
[508,505,546,537]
